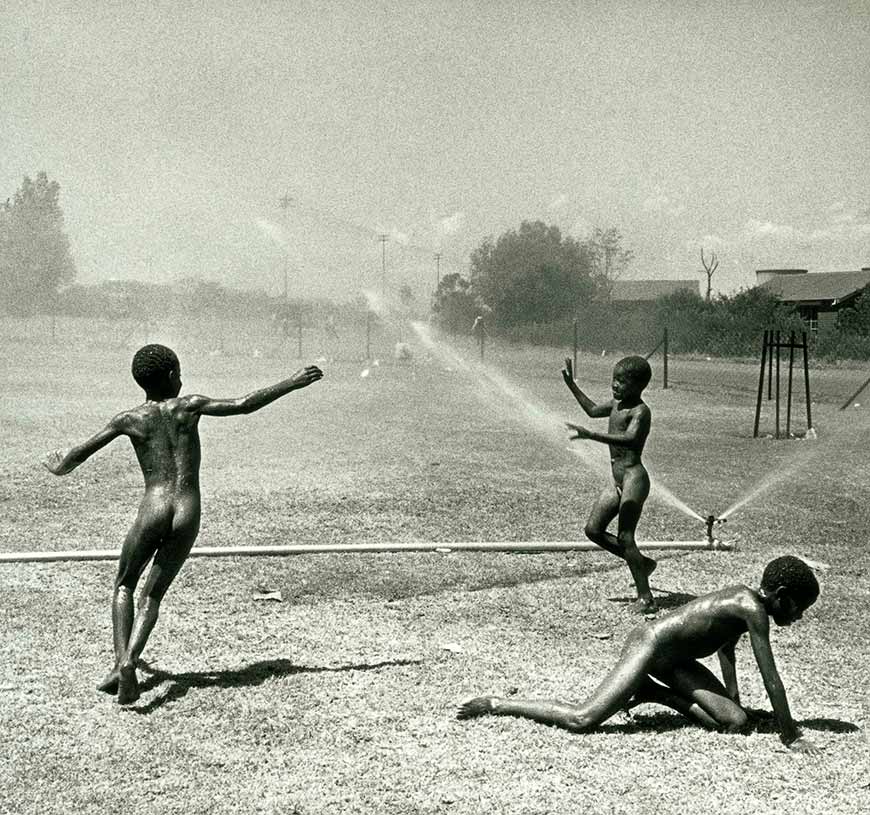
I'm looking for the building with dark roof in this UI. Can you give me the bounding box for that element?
[757,268,870,332]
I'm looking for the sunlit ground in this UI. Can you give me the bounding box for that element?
[1,316,868,814]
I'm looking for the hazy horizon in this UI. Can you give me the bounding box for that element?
[3,0,868,302]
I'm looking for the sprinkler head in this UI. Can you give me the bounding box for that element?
[705,514,726,544]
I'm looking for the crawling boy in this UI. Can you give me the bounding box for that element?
[562,355,657,612]
[458,555,820,753]
[44,344,323,704]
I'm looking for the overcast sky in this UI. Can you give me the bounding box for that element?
[2,0,868,300]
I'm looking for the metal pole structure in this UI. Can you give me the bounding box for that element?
[753,329,768,438]
[775,330,781,438]
[839,373,870,410]
[786,331,795,437]
[802,332,812,430]
[663,327,669,390]
[0,538,733,564]
[572,318,578,377]
[278,193,293,342]
[378,234,388,296]
[767,330,773,400]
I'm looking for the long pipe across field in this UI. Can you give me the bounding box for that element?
[0,539,732,564]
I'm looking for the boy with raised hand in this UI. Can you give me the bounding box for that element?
[459,556,821,753]
[44,344,323,705]
[562,355,657,613]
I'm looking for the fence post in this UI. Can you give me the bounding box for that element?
[802,332,812,430]
[662,327,669,390]
[572,318,578,379]
[775,331,781,438]
[753,329,768,438]
[786,331,795,437]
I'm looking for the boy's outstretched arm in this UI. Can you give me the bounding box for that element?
[187,365,323,417]
[561,358,611,418]
[44,419,126,475]
[746,609,816,752]
[567,405,650,449]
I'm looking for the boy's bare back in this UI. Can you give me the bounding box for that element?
[645,585,765,663]
[117,398,204,492]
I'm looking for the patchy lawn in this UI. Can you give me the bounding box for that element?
[1,321,868,814]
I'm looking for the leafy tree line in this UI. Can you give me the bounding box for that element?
[0,172,76,315]
[432,220,632,332]
[502,285,870,360]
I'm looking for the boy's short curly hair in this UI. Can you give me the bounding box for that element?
[761,556,820,606]
[614,356,652,389]
[131,344,179,391]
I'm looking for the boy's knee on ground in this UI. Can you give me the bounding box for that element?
[718,706,749,732]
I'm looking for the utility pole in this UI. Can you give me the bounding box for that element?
[377,234,388,296]
[278,193,293,302]
[434,252,442,293]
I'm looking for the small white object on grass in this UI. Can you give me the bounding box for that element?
[252,589,283,602]
[805,427,818,440]
[800,557,830,572]
[360,368,370,378]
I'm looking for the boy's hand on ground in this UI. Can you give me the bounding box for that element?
[290,366,324,388]
[43,449,69,475]
[787,736,821,755]
[566,422,590,440]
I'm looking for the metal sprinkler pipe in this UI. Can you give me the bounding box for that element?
[0,538,734,564]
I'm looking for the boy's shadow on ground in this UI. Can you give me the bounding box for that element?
[607,588,697,611]
[604,706,860,737]
[130,657,421,715]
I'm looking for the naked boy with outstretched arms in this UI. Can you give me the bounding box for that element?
[44,344,323,704]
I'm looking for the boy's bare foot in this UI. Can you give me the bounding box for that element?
[643,556,657,577]
[97,669,121,695]
[457,696,496,720]
[117,663,140,705]
[631,598,659,615]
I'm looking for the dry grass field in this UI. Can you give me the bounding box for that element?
[1,316,869,814]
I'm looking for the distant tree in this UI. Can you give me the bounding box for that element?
[700,248,720,302]
[432,272,483,333]
[469,220,603,328]
[0,172,76,314]
[586,226,634,292]
[398,283,415,309]
[836,284,870,335]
